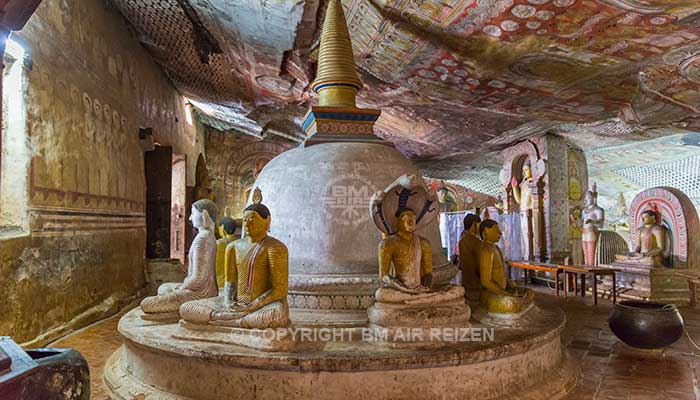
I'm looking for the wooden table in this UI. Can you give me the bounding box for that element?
[558,265,620,305]
[508,261,564,297]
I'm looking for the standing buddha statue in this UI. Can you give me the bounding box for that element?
[581,183,605,265]
[140,199,219,321]
[510,162,534,260]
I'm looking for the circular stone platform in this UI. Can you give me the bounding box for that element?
[104,301,577,400]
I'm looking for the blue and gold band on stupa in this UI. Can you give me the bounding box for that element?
[303,0,386,146]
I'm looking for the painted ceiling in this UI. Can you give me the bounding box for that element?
[109,0,700,204]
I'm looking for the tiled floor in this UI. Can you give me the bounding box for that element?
[50,287,700,399]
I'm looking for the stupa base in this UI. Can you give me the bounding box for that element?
[175,319,296,352]
[104,301,576,400]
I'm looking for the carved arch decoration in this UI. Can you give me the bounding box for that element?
[223,141,289,217]
[629,187,700,269]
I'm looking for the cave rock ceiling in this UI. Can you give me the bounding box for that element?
[111,0,700,178]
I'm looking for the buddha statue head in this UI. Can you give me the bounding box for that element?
[219,217,237,239]
[243,188,271,241]
[522,162,532,180]
[463,214,481,236]
[436,181,449,204]
[479,219,501,244]
[584,183,598,208]
[395,208,417,234]
[641,210,657,226]
[191,199,217,231]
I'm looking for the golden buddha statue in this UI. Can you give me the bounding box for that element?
[141,199,219,321]
[511,162,534,260]
[615,209,669,268]
[458,214,482,302]
[180,189,290,329]
[377,207,434,298]
[478,219,533,314]
[368,175,469,345]
[215,217,238,288]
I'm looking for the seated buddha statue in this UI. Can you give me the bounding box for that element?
[140,199,219,321]
[368,175,469,344]
[478,219,533,314]
[458,214,482,303]
[615,210,669,268]
[180,189,290,329]
[215,217,238,288]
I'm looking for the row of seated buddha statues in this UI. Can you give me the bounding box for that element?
[137,175,541,351]
[139,190,295,351]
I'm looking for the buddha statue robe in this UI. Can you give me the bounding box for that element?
[615,210,669,268]
[141,200,219,317]
[479,220,533,314]
[180,198,290,329]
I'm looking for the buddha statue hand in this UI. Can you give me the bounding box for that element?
[381,275,430,294]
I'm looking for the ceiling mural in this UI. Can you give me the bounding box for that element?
[109,0,700,202]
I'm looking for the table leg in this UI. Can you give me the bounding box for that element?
[564,272,569,298]
[580,274,586,297]
[593,274,598,305]
[555,270,560,297]
[612,273,617,304]
[573,273,578,293]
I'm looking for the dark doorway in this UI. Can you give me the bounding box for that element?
[145,145,173,259]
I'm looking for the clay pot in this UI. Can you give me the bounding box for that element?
[608,300,684,349]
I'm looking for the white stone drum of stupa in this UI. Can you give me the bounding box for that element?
[251,141,455,326]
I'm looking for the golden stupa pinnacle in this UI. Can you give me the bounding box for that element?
[311,0,362,108]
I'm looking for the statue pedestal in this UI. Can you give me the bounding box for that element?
[600,262,690,305]
[105,302,576,400]
[367,303,470,348]
[471,303,536,329]
[140,311,180,324]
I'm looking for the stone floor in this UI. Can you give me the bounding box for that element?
[49,286,700,400]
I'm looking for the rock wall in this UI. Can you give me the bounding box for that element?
[0,0,205,345]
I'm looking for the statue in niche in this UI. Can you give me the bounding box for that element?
[510,162,534,260]
[215,217,238,288]
[140,199,219,321]
[459,214,482,302]
[615,208,669,268]
[180,188,290,329]
[436,180,458,213]
[581,183,605,265]
[478,219,534,314]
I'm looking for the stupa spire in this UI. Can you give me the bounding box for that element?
[311,0,362,107]
[301,0,383,145]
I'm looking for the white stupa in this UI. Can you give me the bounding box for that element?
[251,1,454,325]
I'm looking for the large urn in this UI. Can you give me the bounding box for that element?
[252,141,454,326]
[608,300,684,349]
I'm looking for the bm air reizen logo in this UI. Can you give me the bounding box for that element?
[321,174,373,226]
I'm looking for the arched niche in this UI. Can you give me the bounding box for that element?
[629,187,700,269]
